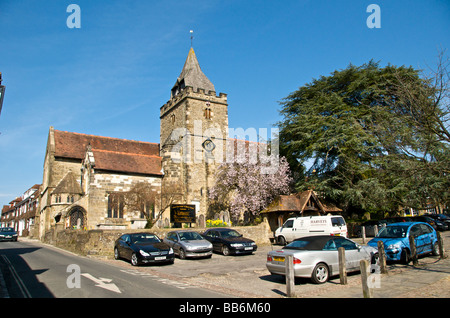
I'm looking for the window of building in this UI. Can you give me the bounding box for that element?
[108,193,124,218]
[204,107,212,119]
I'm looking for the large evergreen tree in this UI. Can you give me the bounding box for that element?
[278,58,449,216]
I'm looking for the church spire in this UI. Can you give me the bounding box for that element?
[171,47,215,97]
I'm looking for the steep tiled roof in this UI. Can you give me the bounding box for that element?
[92,149,162,176]
[262,190,341,214]
[54,130,160,159]
[53,130,162,176]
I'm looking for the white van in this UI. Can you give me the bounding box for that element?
[275,215,347,245]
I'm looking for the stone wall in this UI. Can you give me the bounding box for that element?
[43,222,272,258]
[87,171,161,229]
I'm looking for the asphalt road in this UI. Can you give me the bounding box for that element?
[0,240,230,298]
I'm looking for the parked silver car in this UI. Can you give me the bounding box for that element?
[266,235,378,284]
[164,230,213,259]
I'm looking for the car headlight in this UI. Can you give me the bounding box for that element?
[230,243,243,247]
[251,242,256,246]
[139,250,150,257]
[386,244,401,252]
[169,248,174,254]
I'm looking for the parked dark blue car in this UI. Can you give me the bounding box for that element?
[0,227,18,241]
[368,222,439,264]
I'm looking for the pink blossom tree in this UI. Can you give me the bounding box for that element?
[209,151,292,225]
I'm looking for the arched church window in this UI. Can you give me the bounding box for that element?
[107,193,124,219]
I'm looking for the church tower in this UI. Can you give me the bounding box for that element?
[160,48,228,224]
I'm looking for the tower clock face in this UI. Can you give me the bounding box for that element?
[202,138,215,152]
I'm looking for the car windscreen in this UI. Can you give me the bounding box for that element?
[331,217,346,227]
[283,236,330,250]
[220,230,241,238]
[376,225,408,238]
[131,234,161,244]
[179,232,203,241]
[0,228,14,232]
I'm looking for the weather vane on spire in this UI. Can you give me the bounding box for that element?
[190,30,194,47]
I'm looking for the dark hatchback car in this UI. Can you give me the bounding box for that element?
[114,232,174,266]
[202,228,257,256]
[412,216,447,231]
[427,214,450,231]
[0,227,18,241]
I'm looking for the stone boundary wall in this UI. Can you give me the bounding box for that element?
[42,223,272,258]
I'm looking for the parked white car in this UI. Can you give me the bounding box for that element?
[275,215,348,245]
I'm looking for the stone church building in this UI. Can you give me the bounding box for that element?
[38,47,235,237]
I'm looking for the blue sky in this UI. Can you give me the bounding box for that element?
[0,0,449,205]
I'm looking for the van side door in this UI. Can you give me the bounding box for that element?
[280,219,295,242]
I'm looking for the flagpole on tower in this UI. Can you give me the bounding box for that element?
[190,30,194,47]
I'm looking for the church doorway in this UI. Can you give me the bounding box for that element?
[68,206,86,230]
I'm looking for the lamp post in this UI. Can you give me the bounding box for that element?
[0,72,5,117]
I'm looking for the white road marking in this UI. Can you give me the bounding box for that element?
[120,269,196,289]
[81,273,121,294]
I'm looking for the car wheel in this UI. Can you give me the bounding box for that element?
[311,263,329,284]
[432,242,439,256]
[222,245,230,256]
[131,253,139,266]
[277,236,286,246]
[114,247,120,260]
[400,249,410,264]
[179,248,186,259]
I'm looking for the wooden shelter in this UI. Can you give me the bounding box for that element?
[261,190,342,233]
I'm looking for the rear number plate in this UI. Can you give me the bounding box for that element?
[273,256,285,262]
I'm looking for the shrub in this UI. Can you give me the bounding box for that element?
[206,219,232,227]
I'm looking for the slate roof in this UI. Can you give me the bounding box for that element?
[53,130,162,176]
[172,48,215,96]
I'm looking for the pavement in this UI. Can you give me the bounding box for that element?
[1,232,449,298]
